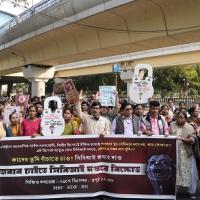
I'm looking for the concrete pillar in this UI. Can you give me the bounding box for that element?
[22,65,55,97]
[31,80,46,97]
[28,82,31,95]
[7,83,13,97]
[0,84,2,96]
[120,70,134,102]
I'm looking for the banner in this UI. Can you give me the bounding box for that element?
[0,136,176,199]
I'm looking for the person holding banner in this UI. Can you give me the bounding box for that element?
[141,101,169,136]
[6,112,21,137]
[76,90,110,136]
[0,121,6,138]
[0,101,4,121]
[111,102,143,135]
[21,105,41,137]
[0,101,6,138]
[62,107,79,135]
[170,111,198,198]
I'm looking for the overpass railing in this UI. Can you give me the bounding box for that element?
[0,0,60,34]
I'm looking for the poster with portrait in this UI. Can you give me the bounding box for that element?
[63,79,79,104]
[15,94,29,113]
[3,106,20,125]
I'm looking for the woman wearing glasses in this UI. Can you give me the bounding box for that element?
[170,111,198,198]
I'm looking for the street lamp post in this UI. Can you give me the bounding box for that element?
[183,78,186,97]
[186,82,189,97]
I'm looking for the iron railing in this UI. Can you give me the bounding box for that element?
[0,0,60,34]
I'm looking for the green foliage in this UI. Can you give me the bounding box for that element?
[46,74,126,96]
[73,73,126,93]
[0,0,29,7]
[12,83,29,94]
[153,64,200,97]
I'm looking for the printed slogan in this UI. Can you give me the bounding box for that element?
[0,136,176,199]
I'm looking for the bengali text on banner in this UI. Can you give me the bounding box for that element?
[0,135,176,199]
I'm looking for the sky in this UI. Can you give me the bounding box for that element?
[0,0,43,16]
[0,0,43,79]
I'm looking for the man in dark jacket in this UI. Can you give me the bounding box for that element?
[111,102,142,135]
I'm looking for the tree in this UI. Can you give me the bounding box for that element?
[46,73,126,97]
[153,65,200,97]
[0,0,29,7]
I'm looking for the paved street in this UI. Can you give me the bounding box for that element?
[59,182,200,200]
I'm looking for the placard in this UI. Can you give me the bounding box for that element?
[15,94,29,114]
[63,79,79,104]
[41,96,65,136]
[99,86,116,106]
[129,64,154,104]
[3,106,20,125]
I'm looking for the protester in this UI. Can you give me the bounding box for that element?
[111,103,134,135]
[160,104,173,125]
[141,101,169,136]
[21,105,41,137]
[62,107,79,135]
[100,91,120,123]
[76,90,110,136]
[168,99,176,112]
[133,104,145,135]
[41,95,45,106]
[72,107,82,128]
[111,103,144,135]
[174,101,189,117]
[19,109,25,123]
[35,102,43,118]
[170,111,198,198]
[6,112,21,137]
[0,101,4,121]
[188,107,200,129]
[0,121,6,138]
[81,101,90,114]
[188,106,200,180]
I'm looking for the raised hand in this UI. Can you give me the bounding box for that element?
[95,91,99,101]
[79,89,84,101]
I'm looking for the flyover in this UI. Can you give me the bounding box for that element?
[0,0,200,96]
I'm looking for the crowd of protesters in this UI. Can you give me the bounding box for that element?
[0,92,199,198]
